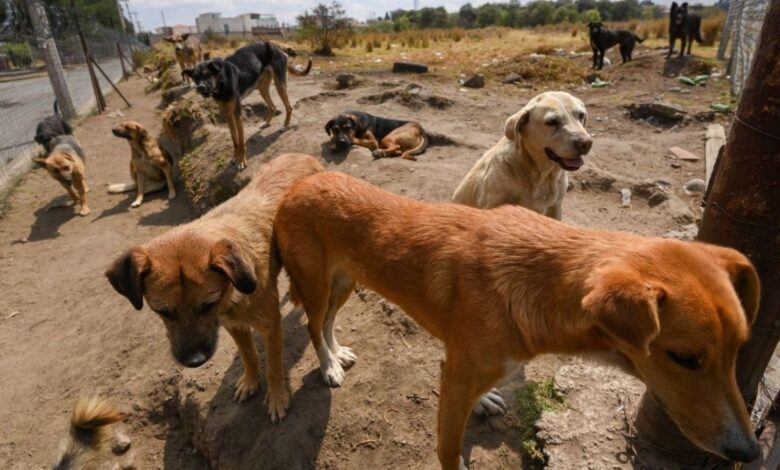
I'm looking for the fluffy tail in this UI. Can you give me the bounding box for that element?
[52,397,123,470]
[288,59,312,77]
[107,182,136,194]
[635,34,645,43]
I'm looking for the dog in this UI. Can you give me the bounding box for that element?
[35,101,73,152]
[51,397,123,470]
[452,92,592,219]
[109,121,176,208]
[275,171,761,469]
[106,154,324,422]
[669,2,704,58]
[183,42,310,170]
[325,111,428,161]
[163,33,203,83]
[33,135,90,216]
[588,22,644,69]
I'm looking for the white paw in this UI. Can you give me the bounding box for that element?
[130,200,142,208]
[472,389,506,416]
[321,361,346,387]
[168,191,177,200]
[335,346,357,368]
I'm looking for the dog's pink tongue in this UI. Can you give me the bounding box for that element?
[563,156,585,171]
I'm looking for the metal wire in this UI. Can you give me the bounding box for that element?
[719,0,770,95]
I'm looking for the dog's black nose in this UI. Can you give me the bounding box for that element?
[575,136,593,155]
[723,436,760,463]
[179,349,210,368]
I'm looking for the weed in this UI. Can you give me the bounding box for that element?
[515,378,565,464]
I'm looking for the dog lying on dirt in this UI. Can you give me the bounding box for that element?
[669,2,704,58]
[106,153,324,422]
[325,111,428,160]
[50,396,123,470]
[588,22,644,69]
[35,101,73,153]
[109,121,176,208]
[183,42,310,170]
[163,33,203,83]
[33,135,90,216]
[276,171,761,469]
[452,91,592,219]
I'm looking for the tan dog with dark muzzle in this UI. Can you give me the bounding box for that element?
[33,135,90,216]
[163,33,203,83]
[106,154,324,422]
[276,171,761,469]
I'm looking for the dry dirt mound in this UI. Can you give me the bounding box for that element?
[486,54,590,85]
[358,84,455,110]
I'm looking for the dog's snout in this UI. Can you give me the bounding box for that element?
[177,346,213,368]
[575,136,593,155]
[722,429,760,463]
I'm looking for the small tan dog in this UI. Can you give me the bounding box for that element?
[452,91,592,219]
[109,121,176,208]
[33,135,90,216]
[106,154,324,422]
[276,171,761,469]
[50,396,123,469]
[163,33,203,82]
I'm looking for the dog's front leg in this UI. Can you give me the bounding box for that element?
[72,174,90,216]
[252,298,290,423]
[163,165,177,200]
[131,174,145,208]
[226,326,262,402]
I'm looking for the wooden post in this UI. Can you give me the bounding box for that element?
[70,0,106,113]
[704,124,725,188]
[117,42,129,78]
[634,0,780,465]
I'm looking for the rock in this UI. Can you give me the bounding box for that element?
[631,181,660,199]
[460,74,485,88]
[671,161,682,169]
[684,178,706,194]
[112,432,131,455]
[648,189,670,207]
[503,72,523,84]
[664,223,699,240]
[335,73,357,89]
[392,62,428,74]
[625,102,687,127]
[661,197,696,224]
[620,188,632,207]
[573,167,617,191]
[669,146,700,161]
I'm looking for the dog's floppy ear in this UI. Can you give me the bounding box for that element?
[504,107,531,141]
[582,265,665,356]
[209,240,257,295]
[325,119,336,136]
[106,247,151,311]
[32,156,47,167]
[208,60,222,74]
[699,244,761,325]
[349,114,368,135]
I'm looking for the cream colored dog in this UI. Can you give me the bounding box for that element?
[452,91,592,219]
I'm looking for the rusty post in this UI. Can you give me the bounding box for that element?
[633,0,780,465]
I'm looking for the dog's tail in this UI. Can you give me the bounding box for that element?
[107,182,137,194]
[401,131,429,160]
[288,59,312,77]
[693,18,704,43]
[52,397,123,470]
[635,34,645,43]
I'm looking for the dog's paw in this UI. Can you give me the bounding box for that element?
[130,199,142,208]
[260,122,271,129]
[371,149,384,159]
[78,206,91,216]
[321,361,346,388]
[472,389,506,416]
[335,346,357,369]
[168,190,177,200]
[234,372,261,402]
[265,388,291,423]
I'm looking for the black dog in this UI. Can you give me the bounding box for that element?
[182,42,295,170]
[35,101,73,152]
[325,111,428,160]
[668,2,703,58]
[588,22,644,70]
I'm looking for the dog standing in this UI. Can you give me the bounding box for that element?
[669,2,704,58]
[51,397,123,470]
[183,42,307,170]
[275,171,761,469]
[452,91,592,219]
[35,101,73,152]
[109,121,176,208]
[588,22,644,69]
[325,111,428,160]
[163,33,203,83]
[106,154,324,422]
[33,135,90,216]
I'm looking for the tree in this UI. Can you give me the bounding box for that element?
[458,3,477,28]
[296,2,351,56]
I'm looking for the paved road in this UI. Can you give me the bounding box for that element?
[0,59,123,167]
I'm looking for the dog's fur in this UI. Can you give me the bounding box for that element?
[588,22,644,69]
[276,171,761,469]
[35,101,73,152]
[109,121,176,208]
[51,397,123,470]
[163,33,203,83]
[33,135,90,216]
[452,92,592,219]
[106,154,324,422]
[669,2,704,58]
[183,42,305,170]
[325,111,428,161]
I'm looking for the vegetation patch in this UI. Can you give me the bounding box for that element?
[488,54,589,84]
[516,378,566,465]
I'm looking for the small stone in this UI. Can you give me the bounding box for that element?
[684,178,706,194]
[669,146,700,161]
[671,161,682,169]
[620,188,632,207]
[460,74,485,88]
[112,432,132,455]
[648,189,670,207]
[502,72,523,84]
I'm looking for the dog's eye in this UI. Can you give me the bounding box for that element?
[666,351,702,370]
[577,113,586,122]
[197,300,219,315]
[545,118,560,127]
[155,308,174,320]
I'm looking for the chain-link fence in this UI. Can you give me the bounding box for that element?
[718,0,770,95]
[0,1,146,191]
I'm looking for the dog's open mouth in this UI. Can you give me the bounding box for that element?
[545,148,585,171]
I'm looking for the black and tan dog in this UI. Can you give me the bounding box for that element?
[325,111,428,161]
[588,22,644,70]
[33,135,90,216]
[668,2,703,58]
[183,42,311,170]
[109,121,176,208]
[35,101,73,152]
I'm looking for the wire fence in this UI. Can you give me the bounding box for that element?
[718,0,770,96]
[0,1,146,190]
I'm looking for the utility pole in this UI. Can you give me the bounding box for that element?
[115,0,126,34]
[161,10,167,27]
[634,0,780,466]
[26,0,77,121]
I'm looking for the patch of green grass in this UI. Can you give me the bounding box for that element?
[516,378,565,464]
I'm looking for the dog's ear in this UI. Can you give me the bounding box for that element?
[681,2,688,8]
[180,33,190,41]
[209,240,257,295]
[699,244,761,325]
[350,115,367,135]
[203,52,211,60]
[163,36,173,43]
[325,119,336,136]
[106,247,150,311]
[582,265,665,356]
[182,68,194,81]
[671,1,678,8]
[208,60,222,74]
[504,107,531,141]
[32,156,47,167]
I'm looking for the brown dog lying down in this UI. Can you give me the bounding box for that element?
[275,172,761,469]
[33,135,90,216]
[109,121,176,208]
[325,111,428,160]
[106,154,324,422]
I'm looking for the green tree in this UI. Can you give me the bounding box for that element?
[296,2,351,56]
[458,3,477,28]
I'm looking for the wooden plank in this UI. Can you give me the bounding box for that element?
[705,124,726,188]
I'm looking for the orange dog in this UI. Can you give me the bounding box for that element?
[275,172,760,469]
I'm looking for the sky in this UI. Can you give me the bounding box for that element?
[130,0,714,32]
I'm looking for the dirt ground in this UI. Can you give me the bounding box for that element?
[0,42,775,470]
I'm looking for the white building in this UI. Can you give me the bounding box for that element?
[195,12,279,34]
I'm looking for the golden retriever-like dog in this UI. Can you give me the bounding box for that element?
[452,91,592,219]
[33,135,90,217]
[109,121,176,208]
[275,171,760,469]
[106,154,324,422]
